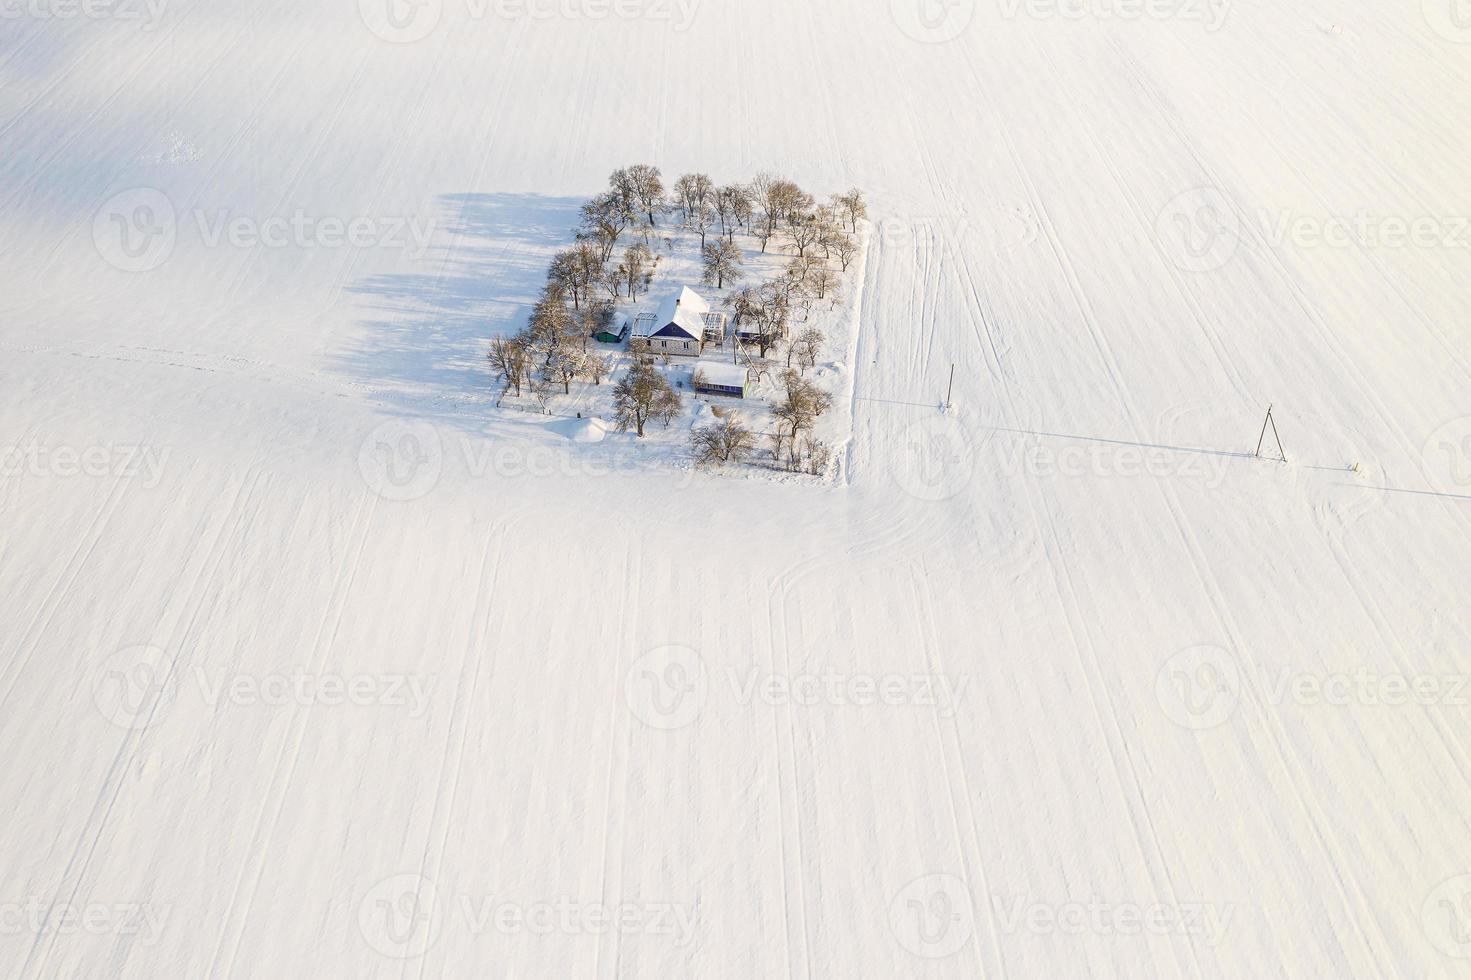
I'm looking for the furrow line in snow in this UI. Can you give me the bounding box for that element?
[20,464,268,980]
[592,529,641,980]
[409,522,509,980]
[909,557,1008,979]
[205,485,381,980]
[0,469,133,716]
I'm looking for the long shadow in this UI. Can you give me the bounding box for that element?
[335,192,584,427]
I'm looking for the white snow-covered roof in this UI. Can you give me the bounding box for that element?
[650,286,711,341]
[693,361,747,389]
[608,312,629,330]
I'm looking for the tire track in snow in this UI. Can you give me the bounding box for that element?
[766,562,814,980]
[407,522,510,980]
[909,557,1008,979]
[0,469,135,717]
[961,40,1401,976]
[20,464,267,980]
[204,485,381,980]
[592,530,640,980]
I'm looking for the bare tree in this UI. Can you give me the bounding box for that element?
[798,436,832,476]
[612,360,682,437]
[580,191,633,264]
[612,165,665,227]
[672,173,713,224]
[793,327,825,374]
[835,188,868,233]
[714,184,751,241]
[616,241,659,301]
[527,287,576,352]
[588,354,611,386]
[487,332,532,397]
[689,201,716,248]
[808,265,837,300]
[701,238,744,290]
[832,232,859,272]
[691,415,756,467]
[548,241,604,311]
[785,211,823,258]
[772,368,832,446]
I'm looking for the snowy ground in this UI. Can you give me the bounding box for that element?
[3,1,1471,977]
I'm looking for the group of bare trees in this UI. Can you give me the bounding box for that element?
[485,165,867,470]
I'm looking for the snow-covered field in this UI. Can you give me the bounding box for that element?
[3,1,1471,977]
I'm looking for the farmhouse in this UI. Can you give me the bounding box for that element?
[692,361,749,399]
[632,286,712,357]
[594,311,630,344]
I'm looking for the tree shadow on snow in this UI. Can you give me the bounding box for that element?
[335,192,582,425]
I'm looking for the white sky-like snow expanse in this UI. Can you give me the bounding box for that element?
[3,1,1471,977]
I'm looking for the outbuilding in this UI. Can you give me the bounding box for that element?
[692,361,749,399]
[594,311,630,344]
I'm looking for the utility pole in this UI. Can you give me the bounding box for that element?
[1254,404,1286,461]
[945,363,955,411]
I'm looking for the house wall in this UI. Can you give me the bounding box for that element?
[650,337,700,357]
